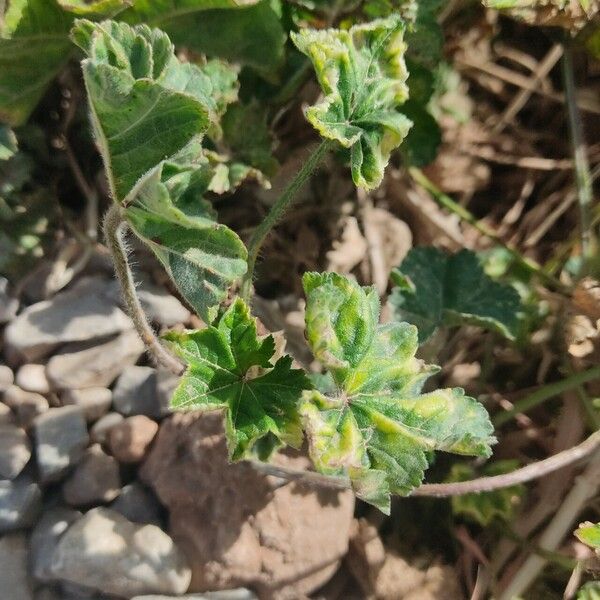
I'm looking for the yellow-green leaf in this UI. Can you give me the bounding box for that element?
[291,16,412,189]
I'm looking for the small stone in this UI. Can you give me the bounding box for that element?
[0,364,14,392]
[0,402,15,425]
[0,424,31,479]
[109,279,191,327]
[34,406,89,483]
[0,533,33,600]
[110,483,162,525]
[61,388,112,423]
[89,412,124,444]
[16,364,51,395]
[131,591,257,600]
[141,413,355,598]
[113,366,167,418]
[107,415,158,463]
[4,385,49,428]
[63,444,121,506]
[46,330,145,390]
[0,276,18,324]
[3,276,134,362]
[49,508,192,597]
[0,474,42,531]
[31,507,81,582]
[155,369,180,416]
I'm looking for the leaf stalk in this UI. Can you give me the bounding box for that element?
[241,140,331,300]
[103,203,185,376]
[249,429,600,498]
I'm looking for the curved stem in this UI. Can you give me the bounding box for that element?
[241,140,331,301]
[249,430,600,498]
[103,203,185,376]
[411,430,600,497]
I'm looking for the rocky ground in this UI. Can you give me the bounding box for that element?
[0,251,463,600]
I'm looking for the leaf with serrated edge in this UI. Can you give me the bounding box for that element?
[291,16,412,189]
[449,460,525,526]
[389,248,522,342]
[164,298,312,459]
[302,272,495,513]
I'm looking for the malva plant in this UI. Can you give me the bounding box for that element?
[70,16,600,513]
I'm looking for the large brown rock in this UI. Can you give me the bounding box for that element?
[140,412,355,600]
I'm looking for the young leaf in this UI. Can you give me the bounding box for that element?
[72,19,217,202]
[389,248,522,343]
[302,272,495,513]
[125,162,248,324]
[291,16,413,189]
[575,522,600,554]
[74,19,247,322]
[448,460,525,526]
[164,298,312,459]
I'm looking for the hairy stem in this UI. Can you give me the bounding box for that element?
[493,366,600,427]
[562,40,595,270]
[411,430,600,497]
[250,430,600,497]
[241,140,331,300]
[409,167,568,293]
[103,203,185,376]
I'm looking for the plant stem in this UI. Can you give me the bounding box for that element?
[562,40,596,271]
[103,204,185,376]
[412,430,600,497]
[409,166,568,293]
[250,430,600,497]
[493,366,600,427]
[241,140,331,301]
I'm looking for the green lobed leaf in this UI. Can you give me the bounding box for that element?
[448,460,525,526]
[0,0,130,126]
[302,272,495,513]
[122,0,286,73]
[575,522,600,553]
[164,298,312,459]
[291,16,413,189]
[389,247,522,343]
